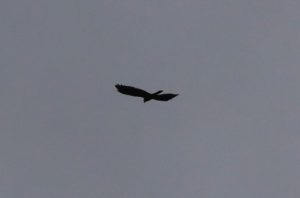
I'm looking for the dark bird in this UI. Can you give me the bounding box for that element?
[115,84,178,103]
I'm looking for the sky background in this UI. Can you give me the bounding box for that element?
[1,0,300,197]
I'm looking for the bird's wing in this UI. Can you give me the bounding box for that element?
[115,84,151,98]
[153,93,178,101]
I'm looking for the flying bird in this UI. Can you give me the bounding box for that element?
[115,84,178,102]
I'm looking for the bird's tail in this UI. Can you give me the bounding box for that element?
[143,97,151,103]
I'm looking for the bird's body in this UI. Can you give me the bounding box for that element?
[115,84,178,102]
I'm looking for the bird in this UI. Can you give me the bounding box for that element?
[115,84,178,103]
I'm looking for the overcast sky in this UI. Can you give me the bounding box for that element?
[1,0,300,197]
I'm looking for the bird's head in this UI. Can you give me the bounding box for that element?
[153,90,163,95]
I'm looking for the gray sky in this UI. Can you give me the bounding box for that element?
[1,0,300,197]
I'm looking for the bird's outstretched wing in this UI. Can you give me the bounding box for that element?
[153,93,178,101]
[115,84,151,98]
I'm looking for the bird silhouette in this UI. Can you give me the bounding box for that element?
[115,84,178,102]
